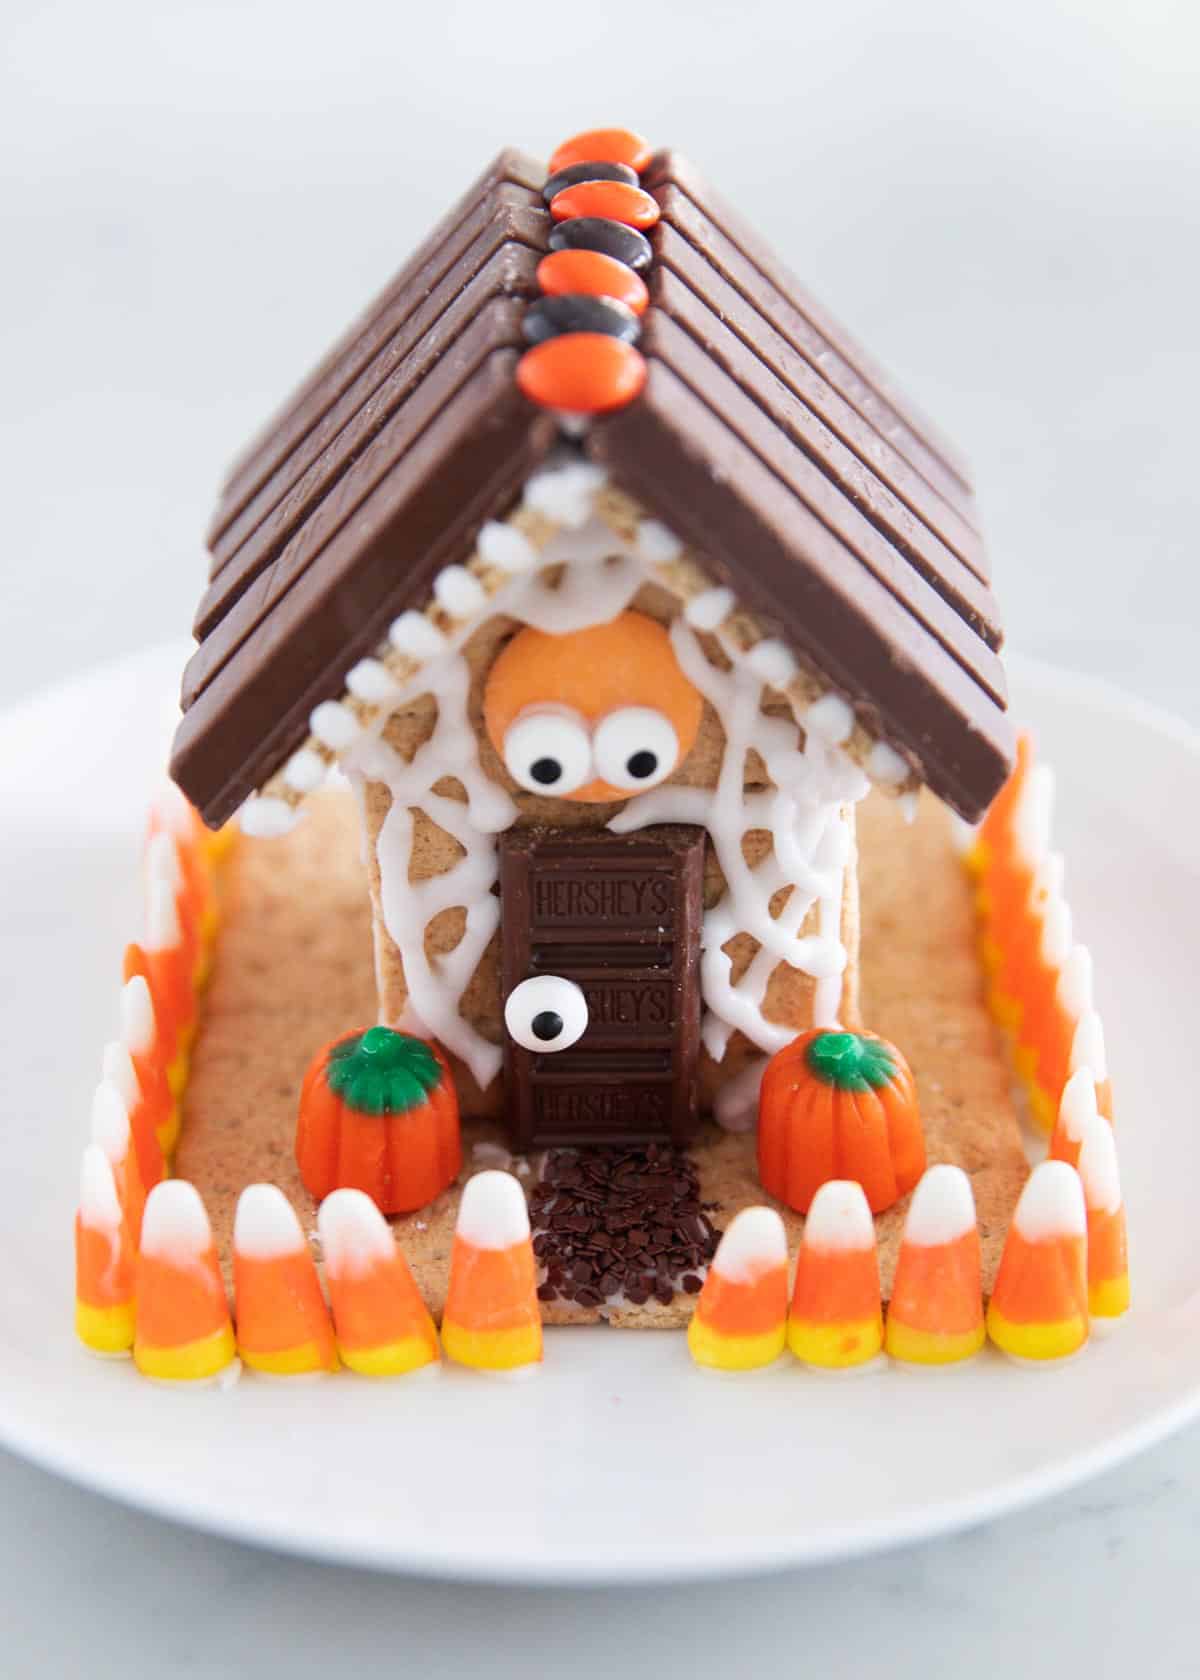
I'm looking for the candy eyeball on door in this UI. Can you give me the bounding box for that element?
[592,706,680,793]
[504,975,589,1053]
[502,705,593,795]
[482,611,704,803]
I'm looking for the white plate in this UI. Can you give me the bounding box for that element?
[0,644,1197,1583]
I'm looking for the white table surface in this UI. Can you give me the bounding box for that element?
[3,1,1198,1672]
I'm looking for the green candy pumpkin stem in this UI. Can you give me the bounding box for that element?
[805,1030,896,1093]
[325,1026,443,1116]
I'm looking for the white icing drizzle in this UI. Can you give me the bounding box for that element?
[283,747,329,795]
[239,794,300,837]
[310,700,362,751]
[333,458,871,1089]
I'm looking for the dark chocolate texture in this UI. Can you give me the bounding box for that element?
[500,827,704,1150]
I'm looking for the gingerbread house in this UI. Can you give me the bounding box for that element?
[169,140,1014,1155]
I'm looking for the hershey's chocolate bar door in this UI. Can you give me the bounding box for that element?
[499,826,704,1151]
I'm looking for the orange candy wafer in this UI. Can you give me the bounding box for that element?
[233,1185,337,1375]
[1077,1118,1130,1322]
[318,1189,439,1376]
[441,1171,542,1372]
[90,1078,147,1243]
[75,1145,136,1355]
[885,1165,985,1365]
[134,1181,236,1382]
[987,1161,1089,1361]
[689,1207,788,1372]
[787,1181,882,1369]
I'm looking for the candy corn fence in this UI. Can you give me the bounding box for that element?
[77,772,1127,1384]
[965,734,1112,1135]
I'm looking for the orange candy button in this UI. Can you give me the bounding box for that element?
[536,250,649,315]
[517,333,647,415]
[547,127,653,176]
[549,181,660,230]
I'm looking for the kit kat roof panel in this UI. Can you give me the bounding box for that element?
[171,142,1014,830]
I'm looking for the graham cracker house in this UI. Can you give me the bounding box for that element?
[169,143,1014,1154]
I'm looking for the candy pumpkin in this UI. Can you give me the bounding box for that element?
[296,1027,461,1215]
[757,1029,925,1216]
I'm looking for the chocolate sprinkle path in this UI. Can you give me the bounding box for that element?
[530,1144,721,1308]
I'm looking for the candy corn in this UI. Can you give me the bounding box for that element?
[688,1207,788,1372]
[1078,1118,1130,1322]
[143,854,197,1057]
[787,1181,882,1369]
[1070,1010,1113,1122]
[75,1145,136,1354]
[987,1161,1089,1361]
[90,1078,147,1243]
[102,1038,164,1191]
[147,782,220,951]
[885,1165,985,1364]
[120,967,177,1157]
[318,1189,439,1376]
[134,1181,236,1381]
[233,1185,337,1375]
[146,830,202,990]
[1048,1066,1102,1170]
[441,1171,542,1372]
[969,732,1033,884]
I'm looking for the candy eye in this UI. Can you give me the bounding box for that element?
[504,975,589,1053]
[592,707,681,793]
[502,706,593,796]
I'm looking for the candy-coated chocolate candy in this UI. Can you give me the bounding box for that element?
[549,180,661,230]
[516,332,646,415]
[522,293,641,347]
[536,248,649,315]
[546,127,653,177]
[548,216,652,273]
[542,159,639,203]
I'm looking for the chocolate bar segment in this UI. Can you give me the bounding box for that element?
[500,826,704,1150]
[638,305,1005,695]
[172,354,555,826]
[588,361,1015,820]
[198,238,544,639]
[651,229,989,593]
[209,151,547,546]
[642,148,977,500]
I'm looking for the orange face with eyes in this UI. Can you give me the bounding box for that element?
[482,611,704,802]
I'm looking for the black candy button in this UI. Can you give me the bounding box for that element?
[547,217,653,273]
[542,159,639,203]
[522,293,641,347]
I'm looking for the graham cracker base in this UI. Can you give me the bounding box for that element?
[176,788,1027,1328]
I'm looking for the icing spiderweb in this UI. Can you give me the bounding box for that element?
[342,475,869,1097]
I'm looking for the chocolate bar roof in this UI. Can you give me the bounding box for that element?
[171,145,1013,827]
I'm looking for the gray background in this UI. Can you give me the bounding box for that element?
[2,0,1198,1673]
